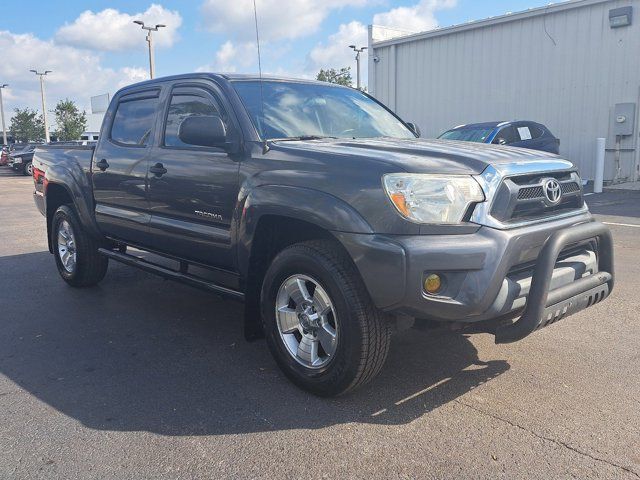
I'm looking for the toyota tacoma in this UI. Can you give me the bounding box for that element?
[31,74,614,396]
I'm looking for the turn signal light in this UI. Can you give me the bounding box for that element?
[389,192,410,217]
[424,273,442,295]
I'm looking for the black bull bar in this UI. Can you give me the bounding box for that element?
[495,221,614,344]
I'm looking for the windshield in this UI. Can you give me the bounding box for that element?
[439,127,495,143]
[232,80,415,140]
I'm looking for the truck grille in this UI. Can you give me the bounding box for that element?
[490,171,584,223]
[517,181,580,200]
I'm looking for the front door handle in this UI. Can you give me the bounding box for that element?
[149,162,168,177]
[96,158,109,171]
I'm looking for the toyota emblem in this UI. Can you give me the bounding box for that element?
[542,178,562,205]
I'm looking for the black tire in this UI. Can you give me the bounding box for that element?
[261,240,391,396]
[51,205,108,287]
[23,161,32,176]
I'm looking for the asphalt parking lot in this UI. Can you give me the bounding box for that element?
[0,167,639,479]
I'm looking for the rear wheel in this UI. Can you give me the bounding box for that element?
[51,205,108,287]
[261,240,391,396]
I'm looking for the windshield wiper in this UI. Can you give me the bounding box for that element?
[269,135,338,142]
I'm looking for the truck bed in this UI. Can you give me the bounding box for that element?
[33,144,95,176]
[32,145,96,219]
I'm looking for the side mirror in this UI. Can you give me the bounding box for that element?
[178,115,227,148]
[406,122,421,137]
[496,137,507,145]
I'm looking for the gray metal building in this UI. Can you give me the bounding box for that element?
[368,0,640,183]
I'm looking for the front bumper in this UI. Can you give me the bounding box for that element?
[335,212,614,342]
[9,158,24,170]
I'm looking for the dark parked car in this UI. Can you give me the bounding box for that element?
[439,121,560,154]
[9,144,38,175]
[31,74,613,396]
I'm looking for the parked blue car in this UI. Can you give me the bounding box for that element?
[438,120,560,154]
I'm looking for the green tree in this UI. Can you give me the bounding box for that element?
[10,108,45,142]
[316,67,353,87]
[53,99,87,141]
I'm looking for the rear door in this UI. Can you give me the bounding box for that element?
[146,82,241,269]
[92,88,161,245]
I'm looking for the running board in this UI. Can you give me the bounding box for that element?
[98,248,245,301]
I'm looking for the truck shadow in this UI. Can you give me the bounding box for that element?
[0,251,509,436]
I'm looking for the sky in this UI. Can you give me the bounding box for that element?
[0,0,559,128]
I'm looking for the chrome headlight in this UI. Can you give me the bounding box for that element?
[383,174,485,224]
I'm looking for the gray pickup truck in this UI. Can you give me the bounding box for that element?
[32,73,614,396]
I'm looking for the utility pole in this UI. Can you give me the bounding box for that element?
[0,84,8,145]
[30,70,51,143]
[133,20,166,79]
[349,45,368,90]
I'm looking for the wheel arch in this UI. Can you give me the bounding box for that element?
[44,175,101,254]
[237,185,373,277]
[237,185,373,340]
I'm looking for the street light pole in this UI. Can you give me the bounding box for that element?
[133,21,166,79]
[30,70,52,143]
[0,84,8,145]
[349,45,368,90]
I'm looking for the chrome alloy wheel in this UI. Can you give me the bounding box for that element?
[57,220,77,273]
[275,275,338,369]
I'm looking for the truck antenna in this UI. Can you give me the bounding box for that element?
[253,0,269,153]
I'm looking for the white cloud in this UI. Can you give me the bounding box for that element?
[196,41,257,73]
[200,0,368,42]
[0,30,148,123]
[308,21,367,72]
[373,0,456,33]
[308,0,457,85]
[56,4,182,52]
[116,67,150,88]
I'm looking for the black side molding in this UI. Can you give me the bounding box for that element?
[495,221,614,344]
[98,248,245,301]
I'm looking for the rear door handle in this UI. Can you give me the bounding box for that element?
[149,162,167,176]
[96,158,109,171]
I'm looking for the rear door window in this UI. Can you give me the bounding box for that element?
[111,96,159,146]
[516,126,532,140]
[528,124,545,139]
[492,126,519,144]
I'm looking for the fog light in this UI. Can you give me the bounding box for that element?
[424,273,442,295]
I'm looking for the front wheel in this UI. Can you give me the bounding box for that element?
[23,161,32,176]
[261,240,391,396]
[51,205,108,287]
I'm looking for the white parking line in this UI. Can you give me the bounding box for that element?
[603,221,640,228]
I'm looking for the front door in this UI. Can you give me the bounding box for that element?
[92,89,161,245]
[146,84,240,270]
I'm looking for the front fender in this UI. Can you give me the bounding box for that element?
[236,184,374,276]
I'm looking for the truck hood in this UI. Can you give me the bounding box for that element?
[270,137,571,175]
